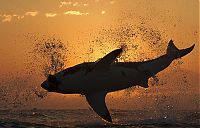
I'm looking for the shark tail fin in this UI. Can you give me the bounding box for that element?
[167,40,195,59]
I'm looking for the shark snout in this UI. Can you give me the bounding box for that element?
[41,81,49,91]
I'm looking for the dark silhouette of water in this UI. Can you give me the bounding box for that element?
[0,109,199,128]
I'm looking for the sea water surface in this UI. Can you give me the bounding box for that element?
[0,109,199,128]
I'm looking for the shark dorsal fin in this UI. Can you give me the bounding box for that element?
[85,92,112,123]
[93,48,123,70]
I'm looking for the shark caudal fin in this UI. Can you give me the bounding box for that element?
[167,40,195,59]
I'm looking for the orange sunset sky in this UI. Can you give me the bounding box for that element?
[0,0,199,110]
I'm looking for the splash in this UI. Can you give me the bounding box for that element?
[0,34,69,109]
[27,34,68,77]
[26,34,68,99]
[89,23,167,63]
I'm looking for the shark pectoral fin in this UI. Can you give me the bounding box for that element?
[93,48,123,70]
[85,92,112,123]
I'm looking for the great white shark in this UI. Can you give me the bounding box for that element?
[41,40,195,123]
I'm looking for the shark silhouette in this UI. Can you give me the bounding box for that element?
[41,40,195,123]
